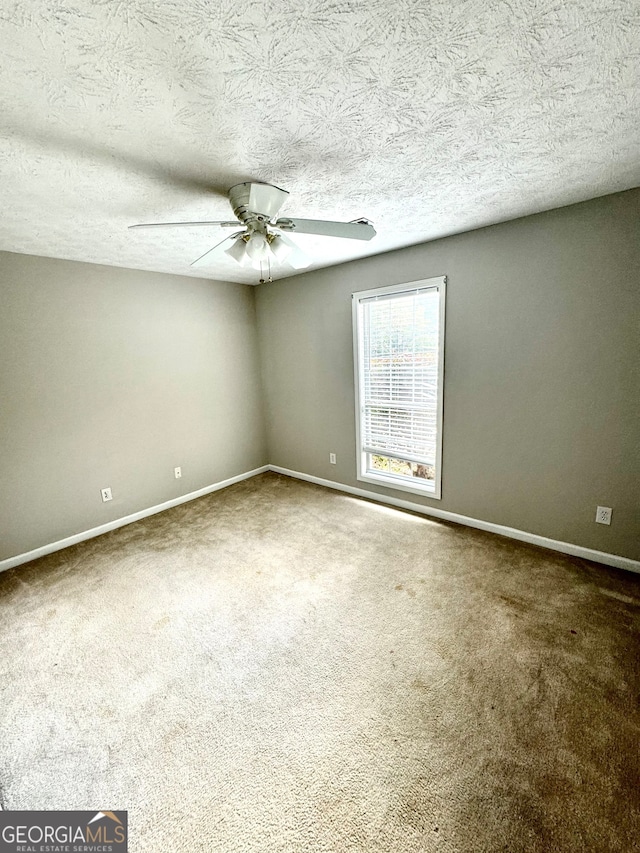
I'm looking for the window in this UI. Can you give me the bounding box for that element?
[352,277,446,499]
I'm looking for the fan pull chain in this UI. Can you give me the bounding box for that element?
[259,257,273,285]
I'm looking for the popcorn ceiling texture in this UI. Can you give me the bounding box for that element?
[0,0,638,283]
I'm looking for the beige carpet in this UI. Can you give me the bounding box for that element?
[0,472,639,852]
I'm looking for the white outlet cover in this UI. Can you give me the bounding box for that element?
[595,506,612,525]
[174,467,182,479]
[329,453,337,464]
[101,487,112,502]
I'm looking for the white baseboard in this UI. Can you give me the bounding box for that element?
[0,465,270,573]
[3,463,638,576]
[269,466,640,575]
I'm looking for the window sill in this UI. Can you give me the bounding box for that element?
[357,470,442,500]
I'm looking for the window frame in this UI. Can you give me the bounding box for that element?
[352,276,446,500]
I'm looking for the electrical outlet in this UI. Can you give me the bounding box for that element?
[101,487,112,502]
[174,467,182,479]
[329,453,337,464]
[595,506,612,525]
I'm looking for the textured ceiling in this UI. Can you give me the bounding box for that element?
[0,0,638,285]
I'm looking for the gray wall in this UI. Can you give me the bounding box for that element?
[0,252,267,560]
[256,190,640,562]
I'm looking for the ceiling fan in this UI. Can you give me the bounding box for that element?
[129,182,376,276]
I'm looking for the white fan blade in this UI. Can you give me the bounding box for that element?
[191,235,237,267]
[248,183,289,219]
[274,218,376,241]
[129,220,238,230]
[287,252,313,270]
[277,234,312,269]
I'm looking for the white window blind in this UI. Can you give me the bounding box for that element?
[353,277,446,498]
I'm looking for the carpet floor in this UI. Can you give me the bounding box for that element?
[0,472,639,852]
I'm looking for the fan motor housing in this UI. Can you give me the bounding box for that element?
[229,182,289,223]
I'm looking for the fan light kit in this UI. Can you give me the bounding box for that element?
[130,182,376,281]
